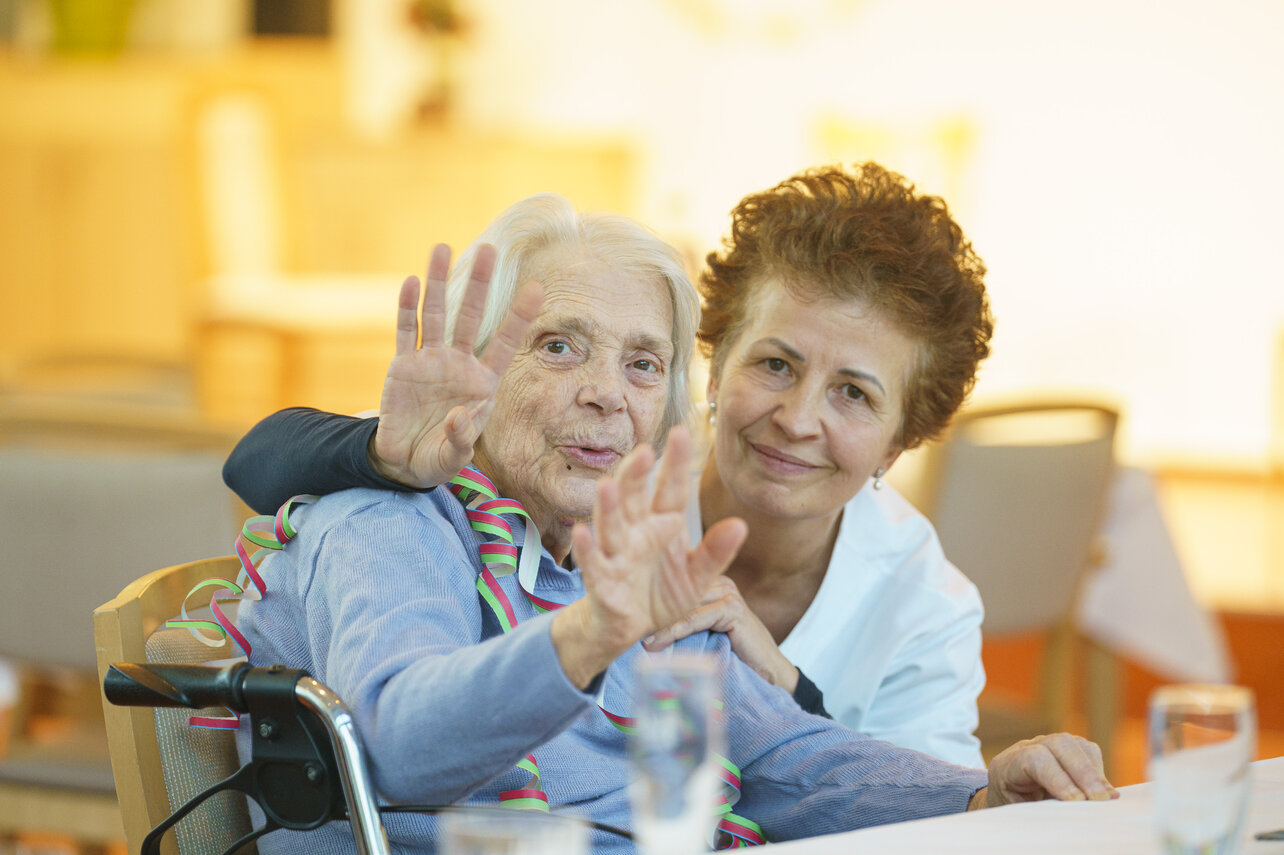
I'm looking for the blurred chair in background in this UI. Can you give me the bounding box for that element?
[1275,326,1284,476]
[913,402,1119,767]
[1273,327,1284,614]
[187,85,394,426]
[94,556,252,855]
[0,352,196,413]
[0,405,246,847]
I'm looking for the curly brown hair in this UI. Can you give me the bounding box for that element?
[698,162,994,450]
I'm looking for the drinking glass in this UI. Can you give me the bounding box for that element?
[1149,684,1255,855]
[629,652,724,855]
[440,808,588,855]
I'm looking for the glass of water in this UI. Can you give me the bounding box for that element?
[1149,684,1255,855]
[629,652,724,855]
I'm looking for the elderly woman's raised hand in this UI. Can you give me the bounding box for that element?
[372,243,543,489]
[970,733,1118,809]
[551,427,749,688]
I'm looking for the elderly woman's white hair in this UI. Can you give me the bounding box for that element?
[443,193,699,437]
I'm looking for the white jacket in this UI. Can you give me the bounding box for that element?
[689,478,986,769]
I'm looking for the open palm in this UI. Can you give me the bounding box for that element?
[374,243,543,488]
[571,428,748,650]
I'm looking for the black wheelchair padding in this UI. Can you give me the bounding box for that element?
[106,662,346,855]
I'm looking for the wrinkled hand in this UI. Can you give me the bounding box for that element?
[972,733,1118,809]
[373,243,542,488]
[552,427,748,688]
[642,576,799,693]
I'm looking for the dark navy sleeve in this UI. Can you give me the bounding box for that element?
[222,407,426,513]
[792,668,831,719]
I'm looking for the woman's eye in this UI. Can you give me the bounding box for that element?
[765,357,788,372]
[543,341,568,355]
[632,359,657,373]
[843,384,867,402]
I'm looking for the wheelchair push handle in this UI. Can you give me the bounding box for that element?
[104,661,305,712]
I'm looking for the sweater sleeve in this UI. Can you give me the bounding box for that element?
[713,634,987,843]
[222,407,421,513]
[292,498,597,805]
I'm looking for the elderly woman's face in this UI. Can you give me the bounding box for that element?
[474,248,675,541]
[708,281,917,521]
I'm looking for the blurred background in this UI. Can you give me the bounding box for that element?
[1,0,1282,849]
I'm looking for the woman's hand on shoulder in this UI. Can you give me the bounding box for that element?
[373,243,542,489]
[642,576,800,694]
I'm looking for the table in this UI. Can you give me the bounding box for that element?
[772,756,1284,854]
[1077,466,1231,683]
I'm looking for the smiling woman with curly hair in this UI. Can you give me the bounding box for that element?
[224,162,999,768]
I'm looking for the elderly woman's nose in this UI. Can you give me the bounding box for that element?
[576,369,627,413]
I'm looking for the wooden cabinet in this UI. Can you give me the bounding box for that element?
[0,42,634,425]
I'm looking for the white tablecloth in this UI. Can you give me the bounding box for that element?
[771,755,1284,854]
[1076,466,1231,683]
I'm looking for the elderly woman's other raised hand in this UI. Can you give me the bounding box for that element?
[372,243,544,489]
[551,427,749,688]
[969,733,1119,809]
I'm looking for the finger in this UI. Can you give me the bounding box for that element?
[699,575,737,606]
[452,243,497,354]
[616,443,655,524]
[570,522,598,576]
[1051,735,1117,801]
[443,405,481,457]
[480,279,542,376]
[686,516,747,587]
[643,600,728,651]
[652,425,692,514]
[420,244,451,349]
[1080,736,1105,778]
[395,275,421,356]
[1018,742,1086,802]
[592,472,624,556]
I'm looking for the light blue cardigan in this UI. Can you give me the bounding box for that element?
[236,486,987,853]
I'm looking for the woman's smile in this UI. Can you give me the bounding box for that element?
[747,440,822,475]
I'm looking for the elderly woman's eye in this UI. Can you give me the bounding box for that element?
[543,341,568,354]
[843,384,867,402]
[633,358,657,373]
[765,357,788,372]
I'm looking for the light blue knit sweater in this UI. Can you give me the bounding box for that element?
[236,486,987,853]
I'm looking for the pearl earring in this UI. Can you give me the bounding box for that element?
[873,467,885,490]
[708,400,716,426]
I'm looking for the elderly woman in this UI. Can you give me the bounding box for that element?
[227,164,989,767]
[233,192,1112,853]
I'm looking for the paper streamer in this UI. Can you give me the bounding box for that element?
[448,467,764,846]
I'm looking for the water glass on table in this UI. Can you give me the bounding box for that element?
[630,652,723,855]
[1148,684,1255,855]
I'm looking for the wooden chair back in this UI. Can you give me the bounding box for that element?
[94,556,254,855]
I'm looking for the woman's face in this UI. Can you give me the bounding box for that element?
[708,281,918,521]
[474,248,675,548]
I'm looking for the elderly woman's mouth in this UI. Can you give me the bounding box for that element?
[559,445,624,469]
